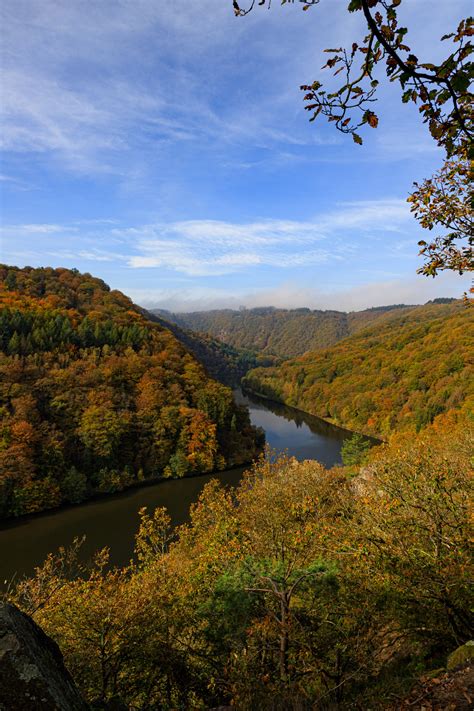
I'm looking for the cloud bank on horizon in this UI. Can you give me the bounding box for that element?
[1,0,471,309]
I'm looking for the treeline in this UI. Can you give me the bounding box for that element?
[1,308,150,355]
[11,417,473,709]
[153,303,420,358]
[0,266,262,518]
[243,301,473,438]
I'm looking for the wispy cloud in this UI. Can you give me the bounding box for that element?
[0,0,375,175]
[2,198,414,276]
[121,199,412,275]
[8,223,72,234]
[3,0,470,175]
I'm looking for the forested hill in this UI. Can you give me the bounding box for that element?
[0,265,262,518]
[145,310,277,386]
[242,301,473,439]
[152,303,424,358]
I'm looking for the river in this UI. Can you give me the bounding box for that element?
[0,388,354,585]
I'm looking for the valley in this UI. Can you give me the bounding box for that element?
[0,267,472,710]
[2,1,472,707]
[0,387,356,583]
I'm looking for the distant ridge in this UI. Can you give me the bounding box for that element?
[151,302,427,359]
[144,309,277,387]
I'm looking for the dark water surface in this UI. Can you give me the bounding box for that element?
[235,388,350,467]
[0,389,352,584]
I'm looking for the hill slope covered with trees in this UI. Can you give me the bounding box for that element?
[242,301,473,438]
[12,418,472,709]
[0,266,262,518]
[153,304,423,359]
[146,310,277,386]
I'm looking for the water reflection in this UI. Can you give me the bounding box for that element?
[0,388,361,583]
[235,388,352,468]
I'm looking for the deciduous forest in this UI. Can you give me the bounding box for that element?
[0,266,262,518]
[10,418,473,708]
[1,0,473,708]
[154,304,421,359]
[242,301,473,437]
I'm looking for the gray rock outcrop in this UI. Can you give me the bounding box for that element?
[0,602,88,710]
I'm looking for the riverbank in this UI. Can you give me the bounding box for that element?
[240,386,384,444]
[0,387,356,583]
[0,453,260,528]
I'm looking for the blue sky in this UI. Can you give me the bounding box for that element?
[1,0,471,311]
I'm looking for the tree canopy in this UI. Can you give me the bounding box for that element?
[10,420,473,708]
[0,265,262,518]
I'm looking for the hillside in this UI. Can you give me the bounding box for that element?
[146,310,278,386]
[0,265,262,518]
[14,419,472,709]
[152,303,421,358]
[242,301,473,438]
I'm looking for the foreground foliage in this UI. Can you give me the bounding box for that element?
[10,420,473,709]
[243,301,473,438]
[0,266,261,518]
[408,157,473,279]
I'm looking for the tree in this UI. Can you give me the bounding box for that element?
[233,456,342,695]
[61,467,88,504]
[78,404,125,459]
[340,432,371,466]
[134,506,174,566]
[408,158,473,278]
[232,1,473,278]
[354,425,473,646]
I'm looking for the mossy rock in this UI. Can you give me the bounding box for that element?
[447,640,474,670]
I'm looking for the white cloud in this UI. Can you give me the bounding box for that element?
[9,223,70,234]
[121,199,413,275]
[2,198,417,277]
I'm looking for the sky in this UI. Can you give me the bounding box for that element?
[1,0,471,312]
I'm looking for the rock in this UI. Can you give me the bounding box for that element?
[0,602,88,710]
[447,640,474,671]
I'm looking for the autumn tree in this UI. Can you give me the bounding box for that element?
[353,424,474,646]
[408,158,473,277]
[340,431,371,466]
